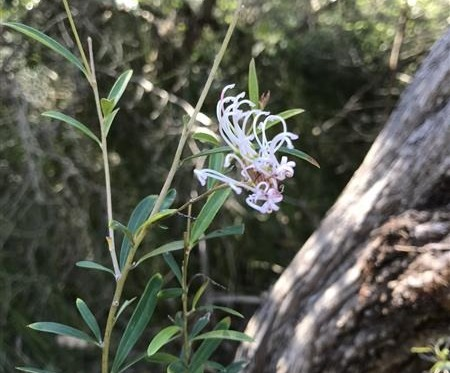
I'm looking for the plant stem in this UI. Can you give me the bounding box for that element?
[181,205,193,370]
[99,1,242,371]
[88,38,121,280]
[175,183,228,214]
[61,0,92,78]
[149,0,243,218]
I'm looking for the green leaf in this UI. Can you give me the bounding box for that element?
[205,361,225,371]
[146,352,178,365]
[75,260,115,276]
[158,288,183,300]
[42,111,101,147]
[147,325,181,356]
[190,188,231,245]
[262,108,305,132]
[163,253,182,285]
[100,98,115,117]
[2,22,87,76]
[207,152,225,190]
[111,274,163,373]
[202,224,244,241]
[115,297,137,322]
[192,330,253,343]
[192,127,220,146]
[167,360,185,373]
[117,353,146,373]
[161,189,177,210]
[189,317,230,373]
[110,220,134,244]
[192,280,210,311]
[76,298,102,343]
[189,313,210,339]
[224,361,247,373]
[135,241,184,268]
[248,58,259,107]
[16,368,58,373]
[197,305,244,319]
[278,147,320,168]
[104,108,120,136]
[107,70,133,108]
[28,322,97,345]
[144,209,177,227]
[119,195,157,269]
[182,146,231,163]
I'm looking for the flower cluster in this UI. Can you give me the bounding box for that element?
[194,84,298,214]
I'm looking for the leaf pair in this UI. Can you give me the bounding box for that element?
[27,298,102,352]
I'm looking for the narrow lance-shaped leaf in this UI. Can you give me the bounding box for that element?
[189,317,231,373]
[189,313,211,339]
[115,297,137,322]
[189,188,231,245]
[158,288,183,300]
[120,190,177,268]
[28,322,97,345]
[104,108,120,136]
[192,330,253,343]
[147,325,181,356]
[135,240,184,268]
[192,127,221,146]
[42,111,101,147]
[254,108,305,135]
[110,220,133,244]
[167,361,185,373]
[140,209,177,230]
[163,252,182,285]
[182,146,231,164]
[2,22,87,76]
[119,195,156,269]
[278,146,320,168]
[192,280,210,311]
[223,361,248,373]
[207,152,225,190]
[76,298,102,343]
[248,58,259,107]
[75,260,115,276]
[197,305,244,319]
[107,70,133,108]
[202,224,244,241]
[111,274,163,373]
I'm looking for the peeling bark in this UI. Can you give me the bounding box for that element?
[237,28,450,373]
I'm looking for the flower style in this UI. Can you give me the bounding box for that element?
[194,84,299,214]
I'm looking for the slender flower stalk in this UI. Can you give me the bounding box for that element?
[195,85,299,214]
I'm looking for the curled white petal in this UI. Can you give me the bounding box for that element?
[195,85,301,214]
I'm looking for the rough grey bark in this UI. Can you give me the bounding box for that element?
[236,28,450,373]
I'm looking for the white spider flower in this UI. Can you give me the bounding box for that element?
[194,84,299,214]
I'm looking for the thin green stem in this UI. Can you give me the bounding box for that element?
[150,0,243,218]
[61,0,92,78]
[88,38,121,280]
[175,183,228,214]
[181,205,193,370]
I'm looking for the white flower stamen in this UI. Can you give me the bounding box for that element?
[194,85,300,214]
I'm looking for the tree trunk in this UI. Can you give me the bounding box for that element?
[236,28,450,373]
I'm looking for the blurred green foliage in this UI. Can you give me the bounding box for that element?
[0,0,449,371]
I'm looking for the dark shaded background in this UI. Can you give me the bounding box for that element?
[1,0,449,371]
